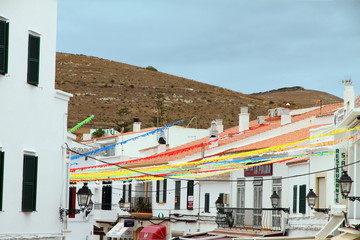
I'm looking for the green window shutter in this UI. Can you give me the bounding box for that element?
[204,193,210,213]
[0,151,4,211]
[163,179,167,203]
[293,185,297,213]
[299,184,306,214]
[27,35,40,85]
[0,20,9,74]
[156,180,160,203]
[175,181,181,210]
[22,155,38,212]
[101,181,112,210]
[187,180,194,196]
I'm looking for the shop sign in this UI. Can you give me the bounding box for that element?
[334,148,346,203]
[244,164,273,177]
[334,107,346,126]
[187,196,194,210]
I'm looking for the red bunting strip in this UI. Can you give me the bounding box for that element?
[71,124,269,173]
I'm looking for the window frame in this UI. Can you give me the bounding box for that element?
[299,184,306,214]
[156,179,167,203]
[174,181,181,210]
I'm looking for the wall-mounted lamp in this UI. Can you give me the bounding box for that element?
[270,191,290,213]
[60,183,94,220]
[306,189,330,214]
[338,171,360,202]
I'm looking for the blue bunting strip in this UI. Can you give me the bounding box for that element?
[71,120,184,160]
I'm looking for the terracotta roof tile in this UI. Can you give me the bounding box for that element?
[124,103,342,166]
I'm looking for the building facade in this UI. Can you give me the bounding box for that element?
[0,0,71,239]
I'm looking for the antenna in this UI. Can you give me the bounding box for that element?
[341,79,352,86]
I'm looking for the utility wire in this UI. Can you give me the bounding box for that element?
[66,143,360,182]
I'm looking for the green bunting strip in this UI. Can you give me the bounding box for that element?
[68,115,94,133]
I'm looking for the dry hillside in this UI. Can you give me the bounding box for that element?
[55,53,342,132]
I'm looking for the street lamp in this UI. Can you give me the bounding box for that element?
[270,191,290,213]
[77,183,93,210]
[306,189,330,214]
[338,171,360,202]
[59,183,94,220]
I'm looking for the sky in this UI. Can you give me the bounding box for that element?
[56,0,360,98]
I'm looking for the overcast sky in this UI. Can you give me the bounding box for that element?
[56,0,360,98]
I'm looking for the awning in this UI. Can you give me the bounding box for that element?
[315,215,345,239]
[139,225,166,240]
[106,222,133,238]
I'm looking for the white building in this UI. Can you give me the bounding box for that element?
[0,0,71,239]
[67,123,210,240]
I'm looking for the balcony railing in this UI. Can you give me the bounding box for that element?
[216,207,285,231]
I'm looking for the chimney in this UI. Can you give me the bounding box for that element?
[281,108,291,125]
[215,119,224,133]
[343,82,354,112]
[239,107,249,132]
[133,118,141,132]
[209,121,218,148]
[209,120,218,138]
[257,116,265,125]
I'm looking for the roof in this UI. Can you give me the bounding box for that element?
[81,127,157,143]
[226,124,330,154]
[128,103,342,166]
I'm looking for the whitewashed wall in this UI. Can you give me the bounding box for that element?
[0,0,71,239]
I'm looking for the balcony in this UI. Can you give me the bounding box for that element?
[216,207,286,232]
[118,197,153,218]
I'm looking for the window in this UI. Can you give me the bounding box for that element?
[122,182,132,203]
[102,181,112,210]
[0,151,4,211]
[253,177,263,227]
[236,179,245,225]
[0,19,9,75]
[204,193,210,213]
[156,179,167,203]
[293,185,297,213]
[299,184,306,214]
[68,183,76,218]
[187,180,194,210]
[27,34,40,85]
[22,155,38,212]
[175,181,181,210]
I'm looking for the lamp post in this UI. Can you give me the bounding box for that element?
[306,189,330,214]
[60,183,94,220]
[338,171,360,202]
[270,191,290,213]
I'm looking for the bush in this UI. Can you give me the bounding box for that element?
[92,128,105,138]
[145,66,158,71]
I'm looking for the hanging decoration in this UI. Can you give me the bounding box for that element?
[71,120,185,160]
[68,115,94,133]
[70,124,269,172]
[69,122,360,182]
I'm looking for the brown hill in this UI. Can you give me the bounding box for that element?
[55,53,342,132]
